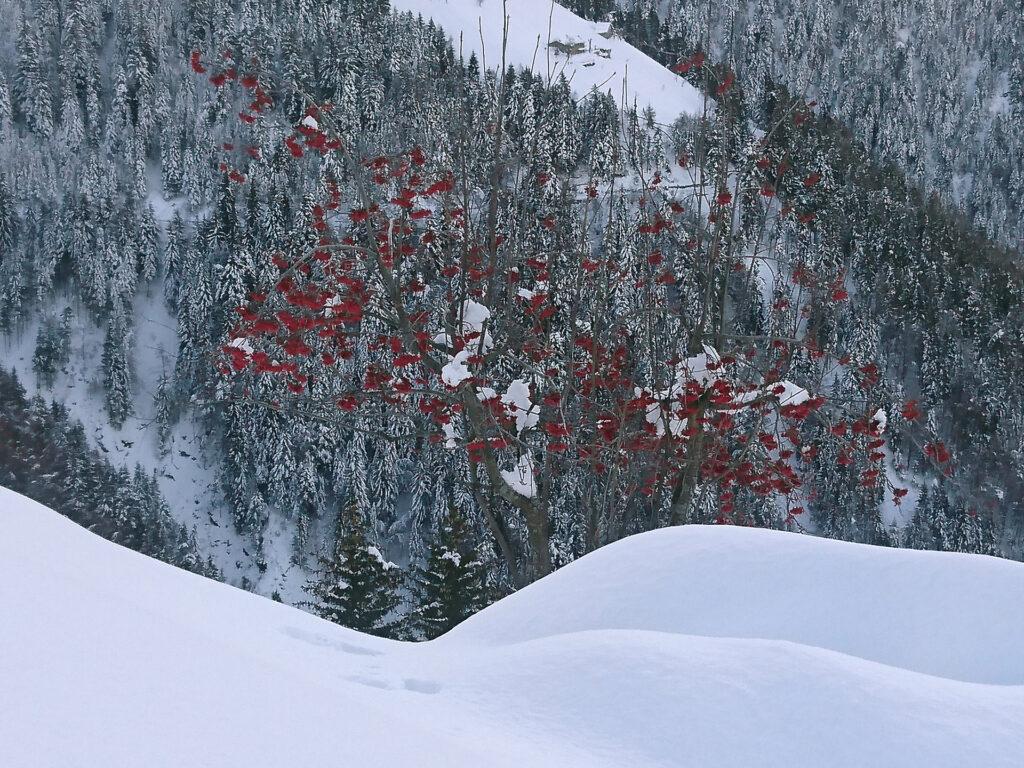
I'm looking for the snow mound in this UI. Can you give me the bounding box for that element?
[392,0,703,124]
[3,486,1024,768]
[450,525,1024,685]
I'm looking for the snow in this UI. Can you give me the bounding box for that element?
[500,378,539,433]
[441,348,474,386]
[366,545,398,570]
[873,407,888,434]
[476,386,498,401]
[682,344,722,386]
[324,294,343,316]
[440,300,498,386]
[228,336,255,355]
[440,549,462,566]
[637,343,819,437]
[500,453,537,497]
[441,300,501,386]
[442,420,460,448]
[638,345,719,437]
[775,379,811,406]
[391,0,704,125]
[459,299,491,336]
[5,487,1024,767]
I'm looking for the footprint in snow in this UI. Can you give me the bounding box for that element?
[344,675,392,690]
[281,626,384,657]
[403,678,441,695]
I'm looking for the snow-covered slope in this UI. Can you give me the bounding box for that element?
[4,486,1024,768]
[391,0,703,124]
[2,294,311,600]
[450,526,1024,684]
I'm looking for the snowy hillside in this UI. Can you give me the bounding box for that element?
[4,486,1024,768]
[0,298,277,592]
[391,0,704,123]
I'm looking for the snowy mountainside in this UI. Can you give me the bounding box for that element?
[391,0,704,123]
[0,0,711,608]
[4,486,1024,768]
[0,297,285,592]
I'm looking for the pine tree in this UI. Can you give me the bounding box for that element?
[137,204,160,284]
[406,504,490,640]
[305,504,401,637]
[15,15,53,137]
[153,370,175,457]
[0,173,14,252]
[102,302,133,428]
[163,210,186,310]
[0,71,12,130]
[32,313,71,388]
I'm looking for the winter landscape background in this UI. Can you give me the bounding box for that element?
[2,0,1023,762]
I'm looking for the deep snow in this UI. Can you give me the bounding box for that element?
[3,486,1024,767]
[391,0,704,124]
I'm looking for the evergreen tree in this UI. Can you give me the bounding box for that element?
[102,302,133,428]
[153,370,175,457]
[32,312,71,388]
[15,15,53,137]
[407,504,491,640]
[305,504,401,637]
[0,71,12,130]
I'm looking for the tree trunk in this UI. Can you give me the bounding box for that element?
[461,389,552,581]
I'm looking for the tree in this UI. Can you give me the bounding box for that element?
[305,504,401,637]
[32,311,71,388]
[15,15,53,137]
[138,204,160,284]
[198,45,945,586]
[407,504,491,639]
[164,211,187,310]
[0,71,12,130]
[153,370,176,457]
[102,302,133,428]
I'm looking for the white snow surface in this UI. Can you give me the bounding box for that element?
[441,348,474,386]
[391,0,704,125]
[873,406,888,434]
[4,486,1024,768]
[459,298,491,338]
[500,378,539,433]
[500,453,537,497]
[775,379,811,406]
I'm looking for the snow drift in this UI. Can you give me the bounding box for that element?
[3,486,1024,767]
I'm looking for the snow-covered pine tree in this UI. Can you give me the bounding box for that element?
[305,503,401,637]
[102,301,133,428]
[15,14,53,137]
[32,312,71,388]
[406,504,490,640]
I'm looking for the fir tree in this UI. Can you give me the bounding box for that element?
[305,504,401,637]
[32,313,71,388]
[15,15,53,137]
[102,302,133,428]
[406,505,491,640]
